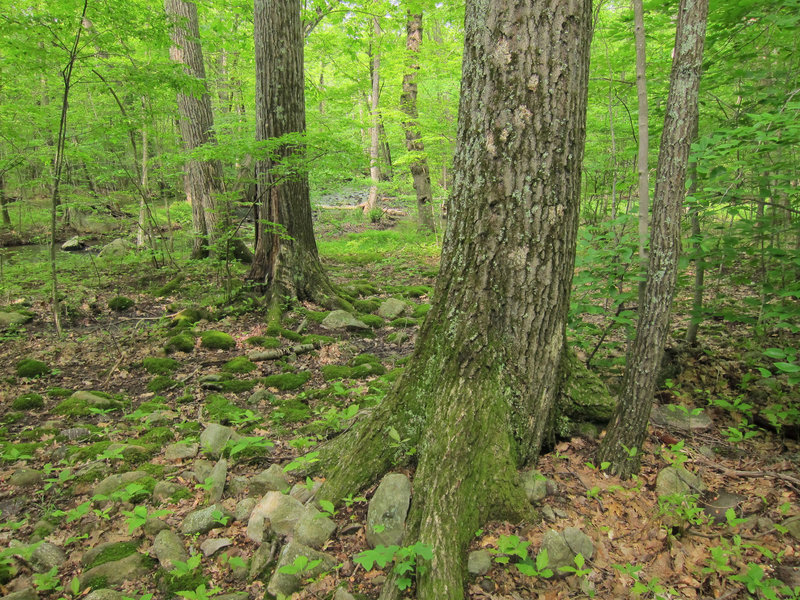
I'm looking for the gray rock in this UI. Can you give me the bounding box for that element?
[73,460,110,483]
[249,464,290,496]
[247,491,304,542]
[193,459,215,483]
[207,458,227,504]
[31,520,55,539]
[153,529,188,570]
[78,553,151,589]
[334,588,357,600]
[378,299,407,320]
[145,410,178,426]
[200,423,234,458]
[61,427,92,441]
[294,505,337,549]
[61,236,85,251]
[366,473,411,548]
[266,541,336,598]
[650,404,712,431]
[93,471,149,497]
[539,527,594,577]
[235,497,258,522]
[0,311,32,329]
[467,549,492,576]
[776,566,800,589]
[152,480,188,503]
[143,517,171,536]
[30,542,66,572]
[9,468,42,488]
[200,537,232,557]
[228,476,249,497]
[702,490,746,525]
[165,442,199,461]
[82,541,136,567]
[249,542,275,580]
[84,590,124,600]
[1,589,38,600]
[105,443,147,460]
[655,466,706,498]
[783,515,800,541]
[290,479,322,504]
[541,505,557,523]
[98,238,133,258]
[521,469,549,504]
[247,389,273,405]
[321,310,368,330]
[181,504,234,535]
[70,391,120,410]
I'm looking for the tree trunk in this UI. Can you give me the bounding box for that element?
[246,0,340,309]
[633,0,650,282]
[316,1,592,597]
[363,16,381,216]
[597,0,709,478]
[0,172,11,227]
[400,12,436,233]
[165,0,251,262]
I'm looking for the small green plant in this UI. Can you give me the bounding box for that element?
[121,506,172,534]
[283,451,320,472]
[760,347,800,386]
[730,562,794,599]
[211,509,230,527]
[660,440,689,468]
[658,493,708,530]
[354,542,433,590]
[219,553,247,570]
[342,493,367,508]
[169,554,203,580]
[176,584,221,600]
[317,500,337,518]
[492,535,554,578]
[559,553,594,596]
[225,436,273,460]
[33,566,62,592]
[278,555,322,579]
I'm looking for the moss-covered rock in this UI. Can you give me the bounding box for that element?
[245,335,281,349]
[55,391,120,416]
[142,357,180,375]
[12,393,44,410]
[555,349,615,424]
[352,362,387,378]
[17,358,50,378]
[154,274,185,298]
[390,317,418,328]
[302,310,331,324]
[353,299,380,313]
[84,540,141,570]
[47,387,73,397]
[147,376,181,393]
[169,307,206,330]
[359,314,385,329]
[322,365,353,381]
[201,330,236,350]
[263,371,311,391]
[280,329,304,342]
[401,285,431,298]
[138,426,175,446]
[165,332,195,354]
[412,303,431,318]
[108,296,135,311]
[302,334,335,345]
[352,353,381,367]
[223,357,257,374]
[272,398,311,423]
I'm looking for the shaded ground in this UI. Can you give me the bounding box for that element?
[1,215,799,600]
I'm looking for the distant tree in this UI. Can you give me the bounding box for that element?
[314,0,593,596]
[247,0,341,310]
[597,0,709,478]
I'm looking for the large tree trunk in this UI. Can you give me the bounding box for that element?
[165,0,251,262]
[597,0,709,478]
[316,1,592,597]
[400,12,436,233]
[246,0,340,309]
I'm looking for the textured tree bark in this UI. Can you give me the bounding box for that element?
[400,12,436,233]
[633,0,650,280]
[247,0,340,309]
[316,1,592,597]
[597,0,709,478]
[165,0,251,262]
[363,16,381,216]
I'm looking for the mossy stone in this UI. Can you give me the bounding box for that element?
[223,357,257,374]
[147,376,181,393]
[359,314,385,329]
[401,285,431,298]
[47,387,73,397]
[263,371,311,391]
[351,362,387,378]
[17,358,49,378]
[245,335,281,349]
[272,398,311,423]
[322,365,354,381]
[83,541,140,569]
[217,378,257,393]
[165,332,195,354]
[352,353,382,367]
[412,303,431,318]
[139,426,175,446]
[142,357,180,375]
[280,329,304,342]
[303,334,335,345]
[154,274,185,297]
[12,393,44,410]
[353,299,380,313]
[303,310,331,324]
[390,317,418,328]
[108,296,134,311]
[170,307,205,330]
[201,330,236,350]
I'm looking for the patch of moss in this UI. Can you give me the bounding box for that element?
[177,422,202,435]
[139,426,175,446]
[353,299,380,313]
[271,397,311,423]
[16,358,49,378]
[136,400,169,414]
[359,314,385,329]
[223,356,257,374]
[200,330,236,350]
[85,541,140,570]
[401,285,431,298]
[279,329,304,342]
[135,463,167,478]
[302,310,331,324]
[1,412,24,424]
[47,387,73,397]
[263,371,311,391]
[322,365,354,381]
[165,332,195,354]
[142,357,180,375]
[66,440,112,462]
[353,363,387,378]
[390,317,419,328]
[303,334,335,345]
[412,303,431,318]
[156,568,209,600]
[348,282,379,296]
[245,335,281,348]
[84,576,109,591]
[147,376,181,393]
[108,296,134,311]
[12,393,44,410]
[205,394,243,422]
[55,396,90,417]
[382,367,405,383]
[1,441,42,460]
[154,274,185,297]
[352,353,382,367]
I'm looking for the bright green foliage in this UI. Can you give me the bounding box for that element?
[12,393,44,410]
[200,331,236,350]
[16,358,49,378]
[279,329,304,342]
[108,296,135,311]
[142,357,180,375]
[353,542,433,591]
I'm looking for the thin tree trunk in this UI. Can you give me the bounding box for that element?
[364,16,381,216]
[0,172,11,227]
[400,12,435,232]
[598,0,709,478]
[137,123,150,248]
[634,0,650,286]
[316,1,593,597]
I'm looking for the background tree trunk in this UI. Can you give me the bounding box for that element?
[363,16,381,216]
[400,12,436,232]
[597,0,709,478]
[633,0,650,285]
[317,1,592,597]
[247,0,340,309]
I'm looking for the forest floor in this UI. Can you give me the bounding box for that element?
[1,212,799,600]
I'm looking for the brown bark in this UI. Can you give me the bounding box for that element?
[317,0,593,597]
[597,0,709,478]
[400,12,436,232]
[246,0,339,308]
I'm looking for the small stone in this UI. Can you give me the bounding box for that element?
[235,497,258,522]
[201,537,232,557]
[650,403,712,431]
[9,468,43,488]
[378,299,407,320]
[249,543,275,581]
[215,594,249,600]
[366,473,411,548]
[541,505,557,523]
[143,517,171,536]
[207,458,227,504]
[84,590,124,600]
[146,410,178,426]
[290,479,322,504]
[152,481,188,503]
[321,310,368,330]
[69,391,119,410]
[249,464,290,496]
[266,541,336,598]
[655,466,706,498]
[200,423,234,458]
[521,469,549,504]
[30,542,66,572]
[153,530,188,570]
[62,236,85,251]
[467,549,492,576]
[0,311,32,329]
[1,589,38,600]
[181,504,234,535]
[98,238,133,258]
[333,588,357,600]
[61,427,92,441]
[247,389,273,405]
[294,505,337,549]
[539,527,594,577]
[246,491,304,542]
[783,515,800,541]
[93,471,149,497]
[228,475,249,497]
[193,459,214,483]
[78,553,151,589]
